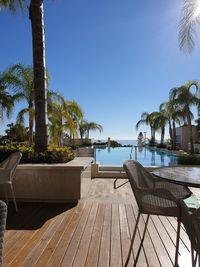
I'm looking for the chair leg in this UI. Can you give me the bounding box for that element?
[114,178,118,189]
[3,185,8,204]
[10,183,18,212]
[124,212,141,267]
[134,214,150,267]
[174,218,181,267]
[191,245,195,267]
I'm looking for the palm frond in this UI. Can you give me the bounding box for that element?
[179,0,200,52]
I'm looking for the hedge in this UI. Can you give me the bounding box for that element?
[0,145,74,164]
[177,154,200,165]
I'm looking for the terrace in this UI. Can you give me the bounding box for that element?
[4,177,199,267]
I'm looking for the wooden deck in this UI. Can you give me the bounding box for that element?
[3,178,195,267]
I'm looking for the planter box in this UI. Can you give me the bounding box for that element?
[1,157,93,203]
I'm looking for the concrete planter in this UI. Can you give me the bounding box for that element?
[2,157,93,203]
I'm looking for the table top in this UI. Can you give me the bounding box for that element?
[152,166,200,188]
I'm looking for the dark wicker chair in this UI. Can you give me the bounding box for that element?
[180,199,200,267]
[0,152,22,212]
[123,160,191,267]
[0,201,7,267]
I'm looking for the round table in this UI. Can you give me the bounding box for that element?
[152,166,200,188]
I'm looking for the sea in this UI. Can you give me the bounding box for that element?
[94,139,137,146]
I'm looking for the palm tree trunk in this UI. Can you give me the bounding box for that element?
[172,120,176,150]
[160,127,165,144]
[188,115,194,153]
[29,117,34,145]
[29,0,48,152]
[168,120,173,147]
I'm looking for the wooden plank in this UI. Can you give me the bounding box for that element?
[59,202,92,267]
[158,216,192,267]
[110,204,122,267]
[21,211,66,267]
[125,204,148,267]
[3,206,56,267]
[33,205,76,267]
[4,205,43,253]
[145,215,173,267]
[5,203,40,240]
[98,203,111,267]
[45,203,86,267]
[119,203,134,267]
[6,205,65,267]
[72,203,98,267]
[84,204,105,267]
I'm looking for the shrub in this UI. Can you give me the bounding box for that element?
[110,140,122,147]
[0,145,74,164]
[156,143,167,148]
[177,154,200,165]
[148,137,156,146]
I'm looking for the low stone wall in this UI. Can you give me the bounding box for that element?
[2,157,93,203]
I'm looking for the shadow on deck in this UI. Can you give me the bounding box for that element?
[3,178,194,267]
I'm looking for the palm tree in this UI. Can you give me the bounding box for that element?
[0,0,24,11]
[136,112,157,142]
[29,0,48,152]
[160,100,185,149]
[1,0,49,152]
[151,110,168,145]
[49,98,83,147]
[2,63,58,145]
[2,64,35,144]
[84,121,103,139]
[0,77,16,122]
[78,119,88,145]
[170,80,200,153]
[179,0,200,52]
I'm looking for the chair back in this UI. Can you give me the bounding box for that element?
[123,160,155,205]
[180,200,200,254]
[0,152,22,181]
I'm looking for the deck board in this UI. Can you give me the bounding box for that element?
[3,178,195,267]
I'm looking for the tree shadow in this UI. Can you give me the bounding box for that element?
[6,201,77,230]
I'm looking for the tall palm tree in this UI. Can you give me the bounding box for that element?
[29,0,48,152]
[160,100,184,149]
[136,112,156,141]
[179,0,200,52]
[150,110,168,145]
[1,0,49,152]
[170,80,200,153]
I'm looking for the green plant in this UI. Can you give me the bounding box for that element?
[177,154,200,165]
[156,143,167,148]
[0,145,74,164]
[149,137,156,146]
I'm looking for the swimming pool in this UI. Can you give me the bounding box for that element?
[95,147,177,166]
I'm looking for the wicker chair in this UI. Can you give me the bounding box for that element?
[123,160,191,267]
[0,152,22,212]
[0,201,7,267]
[180,199,200,267]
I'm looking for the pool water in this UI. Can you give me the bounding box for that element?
[95,147,177,166]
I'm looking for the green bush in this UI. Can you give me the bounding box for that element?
[177,154,200,165]
[156,143,167,148]
[0,145,74,164]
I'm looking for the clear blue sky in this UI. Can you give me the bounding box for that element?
[1,0,200,141]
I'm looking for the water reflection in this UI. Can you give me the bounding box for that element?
[96,146,177,166]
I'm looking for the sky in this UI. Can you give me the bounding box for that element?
[1,0,200,141]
